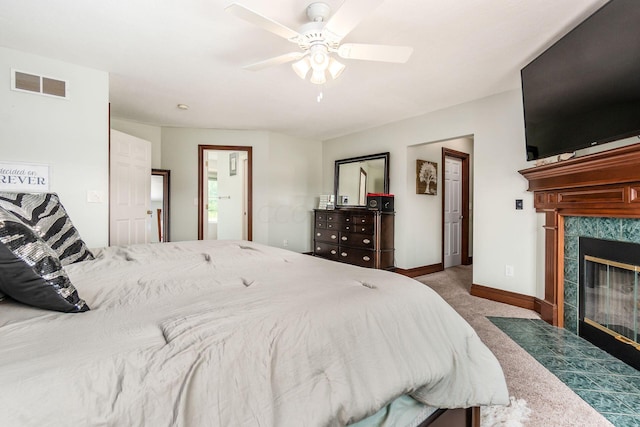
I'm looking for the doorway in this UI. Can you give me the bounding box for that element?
[151,169,170,242]
[197,145,252,241]
[442,148,470,268]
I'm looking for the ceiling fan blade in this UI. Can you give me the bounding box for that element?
[242,52,307,71]
[337,43,413,63]
[323,0,384,40]
[225,3,301,40]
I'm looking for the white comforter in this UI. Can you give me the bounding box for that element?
[0,240,508,426]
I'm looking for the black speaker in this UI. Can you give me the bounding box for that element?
[367,193,394,212]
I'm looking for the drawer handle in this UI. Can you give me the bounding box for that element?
[363,238,371,244]
[360,219,366,223]
[360,228,366,232]
[345,226,350,230]
[331,234,337,240]
[330,250,337,255]
[345,218,351,222]
[341,252,348,257]
[362,256,371,261]
[316,232,321,237]
[316,247,321,251]
[327,224,334,228]
[341,236,348,241]
[317,223,323,227]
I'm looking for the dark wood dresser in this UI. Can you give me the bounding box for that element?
[313,208,394,269]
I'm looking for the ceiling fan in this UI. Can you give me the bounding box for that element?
[225,0,414,85]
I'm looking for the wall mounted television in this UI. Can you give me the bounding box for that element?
[521,0,640,161]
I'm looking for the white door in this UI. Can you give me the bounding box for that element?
[444,156,462,268]
[109,129,151,246]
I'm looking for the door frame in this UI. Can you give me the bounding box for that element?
[152,168,170,242]
[441,148,471,266]
[197,145,252,241]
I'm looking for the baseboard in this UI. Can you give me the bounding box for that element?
[470,283,536,311]
[395,263,444,278]
[535,298,558,325]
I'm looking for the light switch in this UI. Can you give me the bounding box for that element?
[87,190,104,203]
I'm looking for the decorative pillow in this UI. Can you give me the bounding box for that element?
[0,207,89,313]
[0,192,94,265]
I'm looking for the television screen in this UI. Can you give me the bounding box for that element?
[521,0,640,161]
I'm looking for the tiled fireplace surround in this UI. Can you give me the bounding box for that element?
[563,216,640,334]
[519,143,640,332]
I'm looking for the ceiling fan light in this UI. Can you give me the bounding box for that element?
[292,57,311,80]
[327,58,345,80]
[310,69,327,85]
[309,45,329,71]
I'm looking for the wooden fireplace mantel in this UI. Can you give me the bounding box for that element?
[519,143,640,326]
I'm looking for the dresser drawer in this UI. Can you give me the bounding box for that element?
[326,221,341,230]
[337,247,375,268]
[315,229,339,243]
[325,212,343,222]
[338,232,374,249]
[314,242,339,259]
[351,215,374,225]
[344,224,373,234]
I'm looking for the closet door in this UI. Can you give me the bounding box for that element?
[109,129,151,246]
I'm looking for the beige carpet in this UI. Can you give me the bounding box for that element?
[416,266,614,427]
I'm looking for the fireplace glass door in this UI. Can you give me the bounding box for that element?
[579,237,640,370]
[583,256,639,345]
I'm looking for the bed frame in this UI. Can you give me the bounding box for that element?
[419,407,480,427]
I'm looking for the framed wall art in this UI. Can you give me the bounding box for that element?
[416,159,437,195]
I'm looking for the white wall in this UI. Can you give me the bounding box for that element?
[0,47,109,248]
[266,132,322,252]
[324,90,540,298]
[161,128,322,253]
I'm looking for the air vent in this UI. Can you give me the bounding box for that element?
[11,69,69,99]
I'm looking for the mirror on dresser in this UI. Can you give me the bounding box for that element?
[334,152,389,207]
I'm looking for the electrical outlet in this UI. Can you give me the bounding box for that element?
[505,265,514,277]
[283,239,288,247]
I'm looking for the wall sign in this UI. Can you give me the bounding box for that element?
[0,161,50,192]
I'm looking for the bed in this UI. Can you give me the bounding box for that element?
[0,193,508,426]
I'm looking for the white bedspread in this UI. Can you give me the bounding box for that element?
[0,240,508,426]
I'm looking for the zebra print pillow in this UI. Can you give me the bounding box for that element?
[0,192,94,265]
[0,207,89,312]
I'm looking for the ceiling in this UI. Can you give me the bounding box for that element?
[0,0,607,141]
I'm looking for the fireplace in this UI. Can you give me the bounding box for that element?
[579,237,640,370]
[519,144,640,370]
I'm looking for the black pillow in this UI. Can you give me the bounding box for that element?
[0,207,89,313]
[0,192,94,265]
